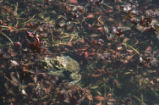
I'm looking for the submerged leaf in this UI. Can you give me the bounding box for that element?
[94,96,105,101]
[87,13,95,18]
[68,0,78,4]
[86,90,93,101]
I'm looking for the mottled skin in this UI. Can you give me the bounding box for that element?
[41,56,81,84]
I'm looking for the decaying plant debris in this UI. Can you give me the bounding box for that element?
[0,0,159,105]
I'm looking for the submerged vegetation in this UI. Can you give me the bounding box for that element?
[0,0,159,105]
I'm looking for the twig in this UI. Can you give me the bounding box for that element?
[24,15,35,24]
[0,31,14,44]
[122,42,141,56]
[0,25,29,32]
[103,3,113,9]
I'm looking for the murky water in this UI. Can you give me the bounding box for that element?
[1,0,159,105]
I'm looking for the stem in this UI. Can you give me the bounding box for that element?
[0,31,14,44]
[24,15,35,24]
[122,42,141,56]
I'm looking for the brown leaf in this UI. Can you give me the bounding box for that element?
[68,0,78,4]
[64,97,70,103]
[96,102,102,105]
[87,13,95,18]
[29,23,39,31]
[8,26,14,32]
[120,59,128,64]
[14,41,22,48]
[27,39,42,53]
[67,41,72,47]
[96,69,105,73]
[86,90,93,101]
[10,60,19,67]
[108,18,114,22]
[91,73,103,78]
[79,38,85,43]
[94,96,105,101]
[114,79,120,87]
[123,38,129,43]
[97,27,104,33]
[84,52,89,59]
[27,31,34,38]
[126,55,134,61]
[117,46,123,51]
[8,47,17,57]
[145,46,151,51]
[126,49,133,53]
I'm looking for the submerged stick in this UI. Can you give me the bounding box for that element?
[0,31,14,44]
[122,42,141,56]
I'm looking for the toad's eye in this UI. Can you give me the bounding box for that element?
[53,60,63,70]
